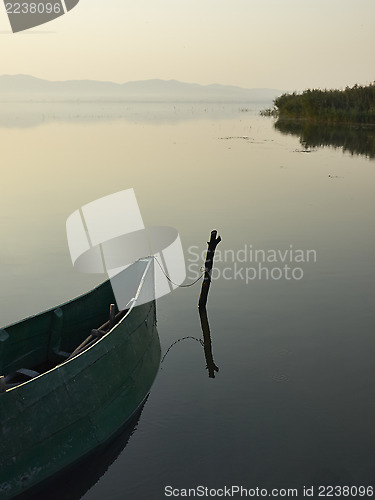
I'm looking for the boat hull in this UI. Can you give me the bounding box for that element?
[0,291,160,499]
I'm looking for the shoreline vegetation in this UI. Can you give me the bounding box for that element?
[261,83,375,125]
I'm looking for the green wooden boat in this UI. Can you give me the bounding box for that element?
[0,257,161,499]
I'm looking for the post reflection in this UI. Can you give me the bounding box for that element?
[198,307,219,379]
[161,309,219,378]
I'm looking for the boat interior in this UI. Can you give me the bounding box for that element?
[0,281,128,394]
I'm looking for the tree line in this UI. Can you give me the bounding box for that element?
[269,83,375,124]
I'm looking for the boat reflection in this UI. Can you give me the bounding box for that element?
[274,119,375,159]
[16,401,147,500]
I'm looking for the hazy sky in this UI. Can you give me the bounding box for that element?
[1,0,374,91]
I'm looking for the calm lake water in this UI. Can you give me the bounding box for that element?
[1,102,375,499]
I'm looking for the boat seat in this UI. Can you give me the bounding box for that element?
[5,368,40,384]
[55,351,71,359]
[1,367,40,392]
[16,368,40,379]
[53,351,72,364]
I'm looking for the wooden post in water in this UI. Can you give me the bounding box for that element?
[198,230,221,309]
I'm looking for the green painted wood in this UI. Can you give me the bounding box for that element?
[0,329,10,372]
[0,270,161,500]
[47,308,64,362]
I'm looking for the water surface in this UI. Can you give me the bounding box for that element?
[1,102,375,499]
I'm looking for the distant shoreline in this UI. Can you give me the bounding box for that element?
[0,74,282,104]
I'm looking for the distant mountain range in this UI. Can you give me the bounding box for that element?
[0,75,282,102]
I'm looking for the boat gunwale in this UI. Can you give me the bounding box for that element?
[2,257,154,394]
